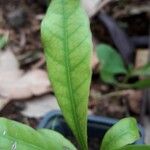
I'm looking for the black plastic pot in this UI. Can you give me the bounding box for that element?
[38,110,144,145]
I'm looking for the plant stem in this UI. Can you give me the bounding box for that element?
[98,90,131,101]
[101,90,127,99]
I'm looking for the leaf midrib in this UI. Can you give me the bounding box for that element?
[61,0,86,149]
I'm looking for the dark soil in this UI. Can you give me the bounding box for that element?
[0,101,40,128]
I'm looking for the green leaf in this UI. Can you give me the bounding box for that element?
[41,1,92,150]
[120,145,150,150]
[0,117,76,150]
[131,63,150,77]
[96,44,127,84]
[120,79,150,89]
[131,79,150,89]
[100,117,140,150]
[0,35,8,49]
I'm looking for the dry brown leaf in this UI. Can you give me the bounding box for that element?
[4,69,51,100]
[82,0,114,18]
[0,49,22,98]
[82,0,101,17]
[0,50,51,100]
[21,95,59,118]
[0,98,9,111]
[135,49,149,68]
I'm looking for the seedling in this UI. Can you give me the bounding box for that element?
[96,44,150,89]
[0,1,149,150]
[95,44,150,102]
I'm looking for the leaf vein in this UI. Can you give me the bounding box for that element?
[69,34,89,55]
[47,30,63,40]
[61,0,86,149]
[71,51,89,72]
[46,51,63,66]
[68,24,83,37]
[74,75,89,92]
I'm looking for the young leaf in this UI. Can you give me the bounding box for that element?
[131,63,150,77]
[96,44,127,84]
[119,79,150,89]
[41,0,92,149]
[120,145,150,150]
[100,117,140,150]
[0,35,8,49]
[0,118,76,150]
[130,79,150,89]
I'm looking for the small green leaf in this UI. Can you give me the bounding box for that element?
[120,79,150,89]
[0,35,8,49]
[41,1,92,149]
[132,79,150,89]
[96,44,127,84]
[0,118,76,150]
[131,63,150,77]
[120,145,150,150]
[100,117,140,150]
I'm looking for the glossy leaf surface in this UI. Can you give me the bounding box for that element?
[96,44,127,84]
[101,117,140,150]
[0,118,76,150]
[41,0,92,149]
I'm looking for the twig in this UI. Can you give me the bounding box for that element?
[91,89,131,102]
[98,90,131,100]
